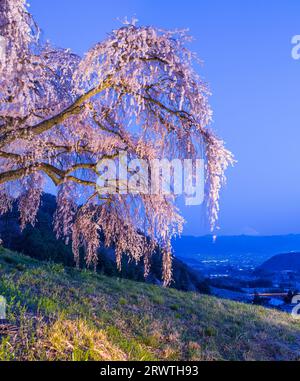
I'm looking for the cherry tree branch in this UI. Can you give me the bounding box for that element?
[0,76,112,148]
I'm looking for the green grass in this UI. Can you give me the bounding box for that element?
[0,248,300,361]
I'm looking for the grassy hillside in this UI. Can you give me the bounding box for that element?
[0,248,300,361]
[0,193,209,294]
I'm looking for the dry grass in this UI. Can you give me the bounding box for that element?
[41,318,127,361]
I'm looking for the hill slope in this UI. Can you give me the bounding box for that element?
[0,193,208,294]
[258,252,300,273]
[0,248,300,361]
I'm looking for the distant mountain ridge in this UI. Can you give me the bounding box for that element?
[258,252,300,274]
[173,235,300,257]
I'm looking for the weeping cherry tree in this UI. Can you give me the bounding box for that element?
[0,0,234,285]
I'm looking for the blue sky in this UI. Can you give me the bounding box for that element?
[29,0,300,236]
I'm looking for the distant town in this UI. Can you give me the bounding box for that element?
[177,249,300,313]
